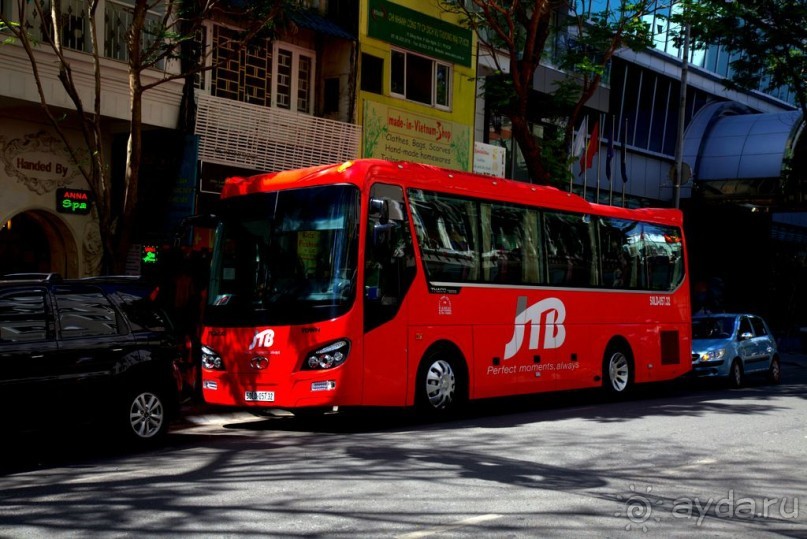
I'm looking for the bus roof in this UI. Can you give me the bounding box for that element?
[221,159,682,227]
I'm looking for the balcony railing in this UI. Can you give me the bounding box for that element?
[18,0,165,66]
[194,92,362,173]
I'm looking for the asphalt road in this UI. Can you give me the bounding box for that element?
[2,357,806,538]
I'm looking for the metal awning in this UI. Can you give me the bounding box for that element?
[288,10,355,41]
[683,102,802,182]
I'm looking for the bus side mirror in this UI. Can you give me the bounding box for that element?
[369,198,390,224]
[372,221,398,248]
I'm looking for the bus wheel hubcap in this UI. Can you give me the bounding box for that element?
[609,353,629,392]
[425,359,456,409]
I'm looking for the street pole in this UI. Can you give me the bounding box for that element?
[673,21,690,209]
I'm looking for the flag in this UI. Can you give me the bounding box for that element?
[579,120,599,175]
[605,117,615,183]
[572,118,587,161]
[620,117,629,184]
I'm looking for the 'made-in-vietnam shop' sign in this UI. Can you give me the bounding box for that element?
[363,100,471,171]
[367,0,473,67]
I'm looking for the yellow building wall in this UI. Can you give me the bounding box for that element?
[358,0,477,171]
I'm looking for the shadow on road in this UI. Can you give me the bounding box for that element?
[2,359,804,475]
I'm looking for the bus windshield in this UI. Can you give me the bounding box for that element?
[205,185,360,326]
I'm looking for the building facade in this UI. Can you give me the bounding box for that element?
[0,0,184,276]
[0,0,363,276]
[471,0,806,331]
[3,0,806,333]
[356,0,477,171]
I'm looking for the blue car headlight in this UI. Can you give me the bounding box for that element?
[700,348,726,362]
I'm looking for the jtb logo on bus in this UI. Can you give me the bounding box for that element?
[503,297,566,360]
[249,329,275,350]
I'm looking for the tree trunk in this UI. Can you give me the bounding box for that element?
[510,114,548,183]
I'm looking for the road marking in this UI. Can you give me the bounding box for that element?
[396,514,503,538]
[659,457,717,475]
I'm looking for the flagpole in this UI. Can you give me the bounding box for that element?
[596,113,602,203]
[609,116,614,206]
[621,117,628,207]
[571,116,586,194]
[569,123,574,193]
[583,164,587,200]
[582,117,588,200]
[569,150,574,194]
[569,116,588,193]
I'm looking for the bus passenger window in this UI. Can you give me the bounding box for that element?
[642,223,684,290]
[480,202,542,285]
[543,212,594,286]
[598,217,641,289]
[408,190,479,283]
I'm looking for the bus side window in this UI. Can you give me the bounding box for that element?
[480,202,542,285]
[598,217,640,289]
[364,184,415,332]
[544,212,593,286]
[642,223,684,291]
[409,192,479,282]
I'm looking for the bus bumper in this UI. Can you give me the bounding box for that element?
[201,371,346,409]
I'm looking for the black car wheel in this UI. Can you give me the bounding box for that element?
[729,359,744,388]
[125,389,169,442]
[767,357,782,385]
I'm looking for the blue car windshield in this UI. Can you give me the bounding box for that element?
[692,316,735,340]
[205,185,360,326]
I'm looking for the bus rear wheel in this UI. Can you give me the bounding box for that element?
[416,351,465,416]
[603,345,633,395]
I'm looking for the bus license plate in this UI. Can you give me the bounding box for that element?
[244,391,275,402]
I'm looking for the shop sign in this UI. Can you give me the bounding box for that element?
[367,0,473,67]
[473,142,507,178]
[56,188,93,215]
[363,100,471,171]
[1,131,84,194]
[142,244,159,265]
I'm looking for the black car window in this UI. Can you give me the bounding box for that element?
[115,291,171,332]
[749,317,767,337]
[0,290,49,342]
[55,289,119,338]
[738,317,753,337]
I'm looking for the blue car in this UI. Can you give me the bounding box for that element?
[691,313,781,387]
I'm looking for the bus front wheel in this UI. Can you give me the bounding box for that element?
[603,345,633,396]
[416,350,465,415]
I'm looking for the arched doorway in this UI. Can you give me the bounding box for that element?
[0,210,78,277]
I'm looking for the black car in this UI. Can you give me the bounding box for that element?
[0,274,183,443]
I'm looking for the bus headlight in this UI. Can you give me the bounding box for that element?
[304,340,350,370]
[201,344,225,370]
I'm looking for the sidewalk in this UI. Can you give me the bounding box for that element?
[175,400,295,428]
[780,352,807,368]
[175,401,257,428]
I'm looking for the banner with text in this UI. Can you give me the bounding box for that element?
[367,0,473,67]
[362,100,471,171]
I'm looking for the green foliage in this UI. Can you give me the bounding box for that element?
[540,126,576,188]
[441,0,660,183]
[672,0,807,112]
[480,73,516,115]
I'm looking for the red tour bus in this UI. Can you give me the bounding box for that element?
[199,159,691,415]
